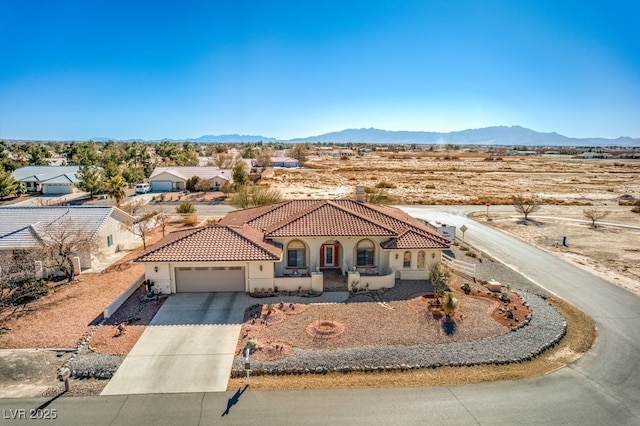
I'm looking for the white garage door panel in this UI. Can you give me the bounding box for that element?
[44,184,72,194]
[151,181,173,192]
[176,267,245,292]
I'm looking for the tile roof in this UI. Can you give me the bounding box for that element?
[220,199,450,248]
[380,228,450,250]
[0,206,135,249]
[140,200,449,263]
[135,225,282,262]
[264,201,397,237]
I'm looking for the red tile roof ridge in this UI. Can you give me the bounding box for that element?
[262,200,397,237]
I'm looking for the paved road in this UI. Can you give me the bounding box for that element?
[2,206,639,424]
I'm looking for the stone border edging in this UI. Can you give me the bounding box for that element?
[231,291,567,377]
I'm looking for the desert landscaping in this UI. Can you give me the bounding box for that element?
[1,152,637,396]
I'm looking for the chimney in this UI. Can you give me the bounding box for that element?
[356,185,366,203]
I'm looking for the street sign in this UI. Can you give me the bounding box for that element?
[486,202,491,207]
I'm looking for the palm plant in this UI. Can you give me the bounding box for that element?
[107,175,127,207]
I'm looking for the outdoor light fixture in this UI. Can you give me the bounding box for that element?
[432,253,436,259]
[259,265,263,271]
[395,253,398,259]
[154,266,158,272]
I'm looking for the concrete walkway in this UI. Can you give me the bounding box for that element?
[102,291,349,395]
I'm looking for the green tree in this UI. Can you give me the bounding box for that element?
[122,166,146,184]
[0,169,25,198]
[232,163,248,190]
[155,140,180,164]
[186,176,200,192]
[76,166,105,198]
[65,141,100,166]
[288,144,308,164]
[106,175,127,206]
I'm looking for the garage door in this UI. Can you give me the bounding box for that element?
[151,180,173,192]
[43,184,72,194]
[175,266,245,292]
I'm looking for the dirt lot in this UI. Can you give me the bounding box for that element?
[264,154,639,296]
[264,153,640,205]
[470,206,640,296]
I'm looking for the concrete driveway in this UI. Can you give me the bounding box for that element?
[101,293,252,395]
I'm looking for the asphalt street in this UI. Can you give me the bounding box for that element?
[1,206,639,425]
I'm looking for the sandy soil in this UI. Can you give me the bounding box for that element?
[470,206,640,296]
[264,154,640,204]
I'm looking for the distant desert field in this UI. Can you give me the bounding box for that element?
[263,152,640,205]
[262,153,640,294]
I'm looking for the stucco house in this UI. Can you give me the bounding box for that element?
[270,156,299,168]
[148,166,232,192]
[12,165,80,194]
[0,206,137,272]
[137,195,450,294]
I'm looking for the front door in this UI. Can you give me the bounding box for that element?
[324,245,334,267]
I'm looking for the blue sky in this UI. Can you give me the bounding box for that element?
[1,0,639,141]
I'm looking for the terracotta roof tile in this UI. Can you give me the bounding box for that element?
[143,200,449,263]
[135,225,282,262]
[264,201,397,237]
[380,228,450,250]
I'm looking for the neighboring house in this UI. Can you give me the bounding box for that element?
[12,166,80,194]
[270,156,299,168]
[137,195,450,294]
[0,206,137,271]
[148,166,232,192]
[247,156,299,173]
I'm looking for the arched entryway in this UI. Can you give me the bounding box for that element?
[320,240,342,270]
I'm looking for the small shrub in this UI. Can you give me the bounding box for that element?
[182,213,198,226]
[375,181,396,189]
[176,201,196,214]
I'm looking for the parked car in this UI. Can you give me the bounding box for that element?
[135,183,151,194]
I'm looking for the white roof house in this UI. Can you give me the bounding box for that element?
[0,206,137,270]
[12,166,80,194]
[148,166,232,192]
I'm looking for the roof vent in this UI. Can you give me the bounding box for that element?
[356,185,366,203]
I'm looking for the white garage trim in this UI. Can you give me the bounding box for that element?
[175,266,245,292]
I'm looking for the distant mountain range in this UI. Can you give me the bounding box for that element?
[50,126,640,147]
[287,126,640,147]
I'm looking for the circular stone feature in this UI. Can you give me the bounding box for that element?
[306,320,345,338]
